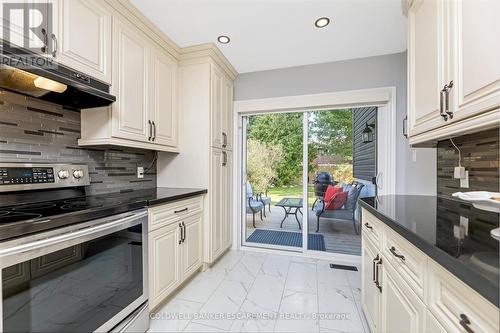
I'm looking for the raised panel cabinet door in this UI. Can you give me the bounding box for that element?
[361,234,381,333]
[425,311,447,333]
[149,222,180,309]
[210,148,224,259]
[180,214,202,280]
[222,76,234,151]
[150,46,178,147]
[54,0,111,83]
[449,0,500,120]
[222,150,233,249]
[111,18,149,142]
[408,0,450,136]
[210,65,224,149]
[380,264,426,333]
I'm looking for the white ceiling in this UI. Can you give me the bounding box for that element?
[130,0,407,73]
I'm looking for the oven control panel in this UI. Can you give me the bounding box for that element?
[0,167,55,185]
[0,164,90,191]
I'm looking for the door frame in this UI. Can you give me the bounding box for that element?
[233,86,397,261]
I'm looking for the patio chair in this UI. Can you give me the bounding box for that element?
[246,182,272,217]
[246,183,265,228]
[314,181,365,235]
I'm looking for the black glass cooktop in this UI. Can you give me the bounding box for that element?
[0,197,123,224]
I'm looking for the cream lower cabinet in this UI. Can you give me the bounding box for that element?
[361,209,499,333]
[380,260,426,333]
[148,196,204,310]
[407,0,500,144]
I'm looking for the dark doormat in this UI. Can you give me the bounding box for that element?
[247,229,326,251]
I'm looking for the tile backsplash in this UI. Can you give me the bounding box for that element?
[0,90,156,195]
[437,128,499,198]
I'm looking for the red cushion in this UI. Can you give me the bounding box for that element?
[323,185,342,203]
[325,191,348,210]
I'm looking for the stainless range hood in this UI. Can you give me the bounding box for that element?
[0,51,115,109]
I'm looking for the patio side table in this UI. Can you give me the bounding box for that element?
[275,197,303,230]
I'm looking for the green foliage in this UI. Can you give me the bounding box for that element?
[246,139,284,194]
[309,109,353,162]
[247,110,353,187]
[247,113,308,186]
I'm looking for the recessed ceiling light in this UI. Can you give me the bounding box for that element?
[217,35,230,44]
[315,17,330,28]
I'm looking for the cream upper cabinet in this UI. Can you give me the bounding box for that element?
[222,76,234,150]
[449,0,500,121]
[149,45,178,147]
[111,17,149,143]
[407,0,500,144]
[52,0,112,83]
[407,0,450,136]
[210,65,224,149]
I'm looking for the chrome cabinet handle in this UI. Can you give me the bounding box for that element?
[372,255,379,282]
[403,115,408,138]
[222,132,227,148]
[51,33,57,57]
[440,87,448,121]
[389,246,405,261]
[375,257,382,292]
[41,28,48,53]
[148,120,152,141]
[181,222,186,243]
[444,81,454,119]
[459,314,474,333]
[174,207,188,214]
[364,222,373,230]
[222,151,227,167]
[178,223,183,244]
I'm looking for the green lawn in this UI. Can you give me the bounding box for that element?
[267,185,316,206]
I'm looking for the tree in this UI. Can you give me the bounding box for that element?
[309,109,352,162]
[247,113,308,186]
[246,139,284,194]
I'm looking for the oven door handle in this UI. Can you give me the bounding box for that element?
[0,210,147,258]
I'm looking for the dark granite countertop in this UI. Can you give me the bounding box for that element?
[359,195,499,307]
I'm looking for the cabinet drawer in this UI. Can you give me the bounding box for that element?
[361,209,384,247]
[383,228,427,300]
[149,196,203,231]
[427,260,499,333]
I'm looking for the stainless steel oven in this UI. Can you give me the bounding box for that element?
[0,209,148,332]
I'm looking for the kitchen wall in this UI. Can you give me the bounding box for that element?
[0,90,156,195]
[437,128,499,199]
[234,52,437,195]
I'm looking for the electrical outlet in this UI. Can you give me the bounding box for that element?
[412,149,417,162]
[137,166,144,179]
[454,166,466,179]
[460,216,469,236]
[460,171,469,188]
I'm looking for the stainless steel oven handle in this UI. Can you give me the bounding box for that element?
[0,210,147,257]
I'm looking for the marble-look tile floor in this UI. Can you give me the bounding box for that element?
[149,250,369,333]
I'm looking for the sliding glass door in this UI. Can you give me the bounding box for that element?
[240,107,377,257]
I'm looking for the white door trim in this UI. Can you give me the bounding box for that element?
[233,87,397,258]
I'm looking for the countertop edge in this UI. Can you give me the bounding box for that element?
[359,199,499,308]
[146,189,208,207]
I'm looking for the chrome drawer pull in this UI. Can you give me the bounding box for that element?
[389,246,405,261]
[459,314,474,333]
